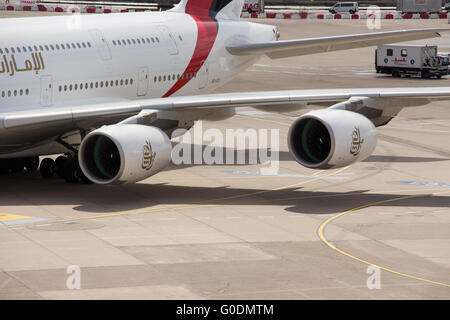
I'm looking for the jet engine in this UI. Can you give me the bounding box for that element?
[79,124,172,184]
[288,109,377,169]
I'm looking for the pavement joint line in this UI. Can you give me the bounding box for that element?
[317,190,450,288]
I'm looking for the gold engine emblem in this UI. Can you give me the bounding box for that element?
[142,140,156,170]
[350,127,364,156]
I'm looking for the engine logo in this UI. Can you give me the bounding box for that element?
[142,140,156,170]
[350,127,364,156]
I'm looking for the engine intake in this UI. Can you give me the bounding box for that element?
[79,124,172,184]
[288,109,377,169]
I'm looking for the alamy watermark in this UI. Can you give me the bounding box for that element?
[66,265,81,290]
[171,121,280,174]
[366,265,381,290]
[367,6,382,30]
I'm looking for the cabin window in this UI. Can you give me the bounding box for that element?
[386,49,393,56]
[401,49,408,57]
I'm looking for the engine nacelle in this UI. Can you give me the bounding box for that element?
[288,109,377,169]
[79,124,172,184]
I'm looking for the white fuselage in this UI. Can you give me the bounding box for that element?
[0,12,276,114]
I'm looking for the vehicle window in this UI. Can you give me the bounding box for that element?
[386,49,393,56]
[401,49,408,57]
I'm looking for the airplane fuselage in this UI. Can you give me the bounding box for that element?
[0,12,275,114]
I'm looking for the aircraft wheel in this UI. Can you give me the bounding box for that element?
[24,157,40,172]
[40,158,55,178]
[0,159,11,174]
[55,156,69,178]
[62,158,79,183]
[11,158,25,173]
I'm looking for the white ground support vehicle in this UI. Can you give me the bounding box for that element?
[396,0,442,14]
[375,45,449,79]
[329,2,359,14]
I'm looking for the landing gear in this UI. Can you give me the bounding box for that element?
[24,157,40,172]
[42,155,91,184]
[40,158,56,178]
[0,157,39,174]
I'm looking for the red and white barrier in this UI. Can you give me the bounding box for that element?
[0,4,156,13]
[0,5,448,19]
[241,11,448,19]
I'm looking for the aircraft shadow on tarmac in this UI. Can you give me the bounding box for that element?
[362,155,450,163]
[0,146,449,215]
[0,175,449,215]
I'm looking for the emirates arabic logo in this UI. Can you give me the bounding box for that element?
[142,140,156,170]
[350,127,364,156]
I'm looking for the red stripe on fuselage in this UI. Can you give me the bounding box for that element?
[162,1,218,97]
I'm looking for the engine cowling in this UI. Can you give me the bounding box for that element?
[79,124,172,184]
[288,109,377,169]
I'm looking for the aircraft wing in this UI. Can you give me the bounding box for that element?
[226,28,449,59]
[3,86,450,132]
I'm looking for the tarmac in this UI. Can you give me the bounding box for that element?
[0,12,449,299]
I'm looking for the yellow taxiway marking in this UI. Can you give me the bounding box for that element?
[0,213,33,222]
[318,191,450,288]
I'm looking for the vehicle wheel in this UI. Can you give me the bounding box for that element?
[40,158,55,178]
[349,10,355,14]
[437,75,442,79]
[421,71,430,79]
[24,157,40,172]
[392,70,400,78]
